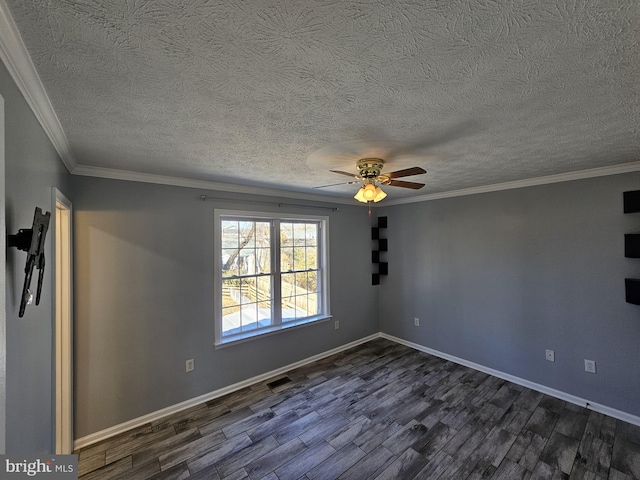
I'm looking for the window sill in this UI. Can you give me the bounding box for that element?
[215,315,333,349]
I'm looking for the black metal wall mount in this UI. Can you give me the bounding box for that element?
[7,207,51,317]
[372,216,388,285]
[623,191,640,305]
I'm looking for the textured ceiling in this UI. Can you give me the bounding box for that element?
[5,0,640,200]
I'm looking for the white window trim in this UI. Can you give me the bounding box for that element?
[214,209,331,347]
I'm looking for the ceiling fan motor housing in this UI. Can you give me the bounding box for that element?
[356,158,385,178]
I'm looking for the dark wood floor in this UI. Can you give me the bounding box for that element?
[77,338,640,480]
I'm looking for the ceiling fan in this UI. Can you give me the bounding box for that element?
[309,121,478,204]
[315,158,426,203]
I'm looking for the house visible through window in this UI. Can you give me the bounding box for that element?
[214,210,330,345]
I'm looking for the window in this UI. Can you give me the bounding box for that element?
[214,210,330,345]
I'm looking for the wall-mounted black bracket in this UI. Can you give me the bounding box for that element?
[623,191,640,305]
[624,190,640,214]
[625,279,640,305]
[372,216,388,285]
[625,234,640,258]
[8,228,34,251]
[7,207,50,317]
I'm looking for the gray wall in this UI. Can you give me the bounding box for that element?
[70,176,379,438]
[1,61,70,453]
[378,173,640,417]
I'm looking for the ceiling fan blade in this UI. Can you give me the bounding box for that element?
[385,179,425,189]
[384,167,427,179]
[330,170,360,178]
[313,180,359,188]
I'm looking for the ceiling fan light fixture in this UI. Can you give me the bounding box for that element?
[362,183,377,201]
[354,183,387,204]
[373,186,387,202]
[354,187,368,203]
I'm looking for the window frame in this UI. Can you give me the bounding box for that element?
[214,209,331,347]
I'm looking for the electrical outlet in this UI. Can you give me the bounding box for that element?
[584,359,596,374]
[334,320,339,330]
[545,349,555,362]
[186,359,195,372]
[414,317,420,326]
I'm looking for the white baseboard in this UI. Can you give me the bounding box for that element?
[73,334,379,450]
[381,333,640,427]
[75,331,640,450]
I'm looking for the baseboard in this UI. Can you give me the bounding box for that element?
[75,331,640,450]
[381,333,640,427]
[73,333,380,450]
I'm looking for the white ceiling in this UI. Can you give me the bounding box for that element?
[4,0,639,203]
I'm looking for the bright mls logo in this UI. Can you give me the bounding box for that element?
[1,455,77,479]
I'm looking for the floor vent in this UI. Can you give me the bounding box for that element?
[267,376,292,389]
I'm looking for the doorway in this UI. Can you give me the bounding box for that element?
[53,189,72,454]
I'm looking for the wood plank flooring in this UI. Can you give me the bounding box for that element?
[76,338,640,479]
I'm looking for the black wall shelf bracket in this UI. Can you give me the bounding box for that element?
[625,279,640,305]
[372,216,388,285]
[623,191,640,305]
[624,234,640,258]
[624,190,640,214]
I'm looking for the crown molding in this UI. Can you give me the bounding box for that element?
[72,164,356,205]
[0,2,76,172]
[73,160,640,208]
[383,160,640,206]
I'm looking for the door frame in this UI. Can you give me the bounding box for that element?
[52,187,72,454]
[0,93,6,454]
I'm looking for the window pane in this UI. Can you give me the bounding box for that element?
[255,222,271,247]
[295,271,308,292]
[282,295,305,322]
[281,296,292,321]
[223,280,272,337]
[311,246,318,270]
[222,279,240,309]
[280,223,293,244]
[258,301,271,324]
[282,265,318,320]
[221,248,238,277]
[256,247,270,274]
[282,295,310,320]
[223,277,239,293]
[305,224,317,246]
[281,247,294,272]
[221,219,270,277]
[307,293,318,315]
[281,273,295,298]
[222,307,241,335]
[238,221,255,247]
[293,247,306,271]
[241,303,258,332]
[307,248,312,271]
[292,223,304,239]
[238,247,256,276]
[240,278,259,303]
[221,220,238,245]
[307,271,318,294]
[255,276,271,303]
[297,296,308,318]
[221,278,241,335]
